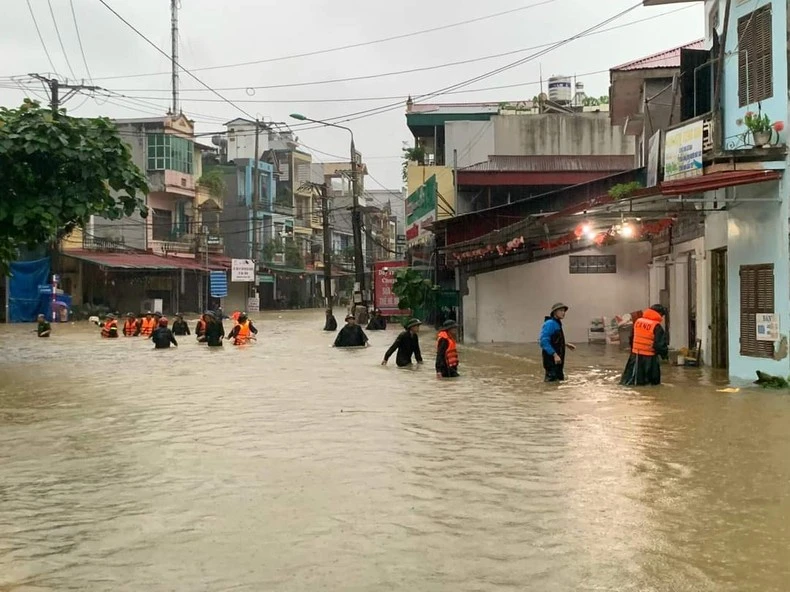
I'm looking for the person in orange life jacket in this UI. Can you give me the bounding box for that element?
[100,313,119,338]
[227,312,258,345]
[539,302,576,382]
[436,320,460,378]
[122,312,139,337]
[195,313,208,340]
[620,304,669,386]
[171,313,190,336]
[138,311,157,337]
[150,317,178,349]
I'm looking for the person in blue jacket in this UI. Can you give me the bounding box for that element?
[539,302,576,382]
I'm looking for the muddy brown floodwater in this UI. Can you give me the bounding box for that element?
[1,311,790,591]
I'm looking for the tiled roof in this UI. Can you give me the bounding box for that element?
[460,155,634,173]
[62,250,227,271]
[612,40,705,71]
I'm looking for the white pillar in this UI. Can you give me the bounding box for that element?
[648,260,665,305]
[672,255,689,348]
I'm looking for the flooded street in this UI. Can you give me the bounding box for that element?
[1,310,790,591]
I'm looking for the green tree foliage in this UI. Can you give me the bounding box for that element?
[0,100,148,271]
[197,168,227,198]
[402,145,425,184]
[392,266,436,311]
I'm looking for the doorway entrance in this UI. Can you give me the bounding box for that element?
[710,248,728,368]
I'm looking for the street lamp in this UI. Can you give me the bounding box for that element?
[290,113,366,306]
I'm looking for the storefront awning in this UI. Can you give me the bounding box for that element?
[61,250,226,270]
[660,169,781,195]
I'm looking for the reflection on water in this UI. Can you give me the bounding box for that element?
[1,312,789,591]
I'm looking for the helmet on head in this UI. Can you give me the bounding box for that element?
[650,304,668,317]
[159,317,169,326]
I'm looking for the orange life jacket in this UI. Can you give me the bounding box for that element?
[101,319,118,338]
[437,330,459,368]
[632,308,662,356]
[123,319,137,336]
[139,317,156,336]
[196,318,207,336]
[234,320,251,345]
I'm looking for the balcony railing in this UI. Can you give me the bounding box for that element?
[83,235,126,251]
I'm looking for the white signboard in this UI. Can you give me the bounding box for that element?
[756,313,779,341]
[231,259,255,282]
[246,297,260,313]
[664,120,703,181]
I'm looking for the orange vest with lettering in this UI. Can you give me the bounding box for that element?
[139,317,156,336]
[632,309,662,356]
[234,321,251,345]
[123,319,137,336]
[101,319,118,338]
[437,330,459,368]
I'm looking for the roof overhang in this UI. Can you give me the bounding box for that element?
[61,250,227,271]
[660,169,782,195]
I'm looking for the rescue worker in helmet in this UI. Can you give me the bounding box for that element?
[100,313,119,338]
[435,320,460,378]
[139,311,157,337]
[620,304,669,386]
[539,302,576,382]
[333,314,369,347]
[150,316,178,349]
[227,312,258,345]
[195,312,208,340]
[171,313,190,336]
[123,312,140,337]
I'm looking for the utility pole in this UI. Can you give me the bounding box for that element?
[350,140,366,304]
[170,0,179,114]
[29,74,100,115]
[321,183,333,308]
[251,120,261,286]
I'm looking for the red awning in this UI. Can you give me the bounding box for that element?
[660,169,781,195]
[62,250,227,271]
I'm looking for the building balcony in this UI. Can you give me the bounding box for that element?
[147,170,196,196]
[149,234,195,256]
[83,234,127,251]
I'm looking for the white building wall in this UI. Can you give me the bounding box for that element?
[227,121,269,162]
[667,238,705,349]
[444,121,495,168]
[465,242,651,344]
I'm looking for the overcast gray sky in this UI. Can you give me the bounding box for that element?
[1,0,704,189]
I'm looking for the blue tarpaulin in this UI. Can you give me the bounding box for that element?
[210,271,228,298]
[9,257,51,323]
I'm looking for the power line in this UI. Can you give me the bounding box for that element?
[96,0,256,121]
[47,0,78,80]
[26,0,58,75]
[90,0,560,82]
[69,0,94,83]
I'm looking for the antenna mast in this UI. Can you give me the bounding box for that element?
[170,0,179,114]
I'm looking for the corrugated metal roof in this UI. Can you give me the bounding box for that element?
[62,250,226,270]
[612,40,705,71]
[460,155,634,173]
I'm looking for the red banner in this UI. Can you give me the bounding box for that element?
[374,261,410,316]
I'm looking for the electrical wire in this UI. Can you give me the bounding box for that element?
[97,0,256,121]
[69,0,94,83]
[90,0,560,81]
[47,0,78,79]
[26,0,59,75]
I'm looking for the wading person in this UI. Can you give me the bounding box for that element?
[435,320,460,379]
[172,313,190,336]
[195,313,208,340]
[227,312,258,345]
[367,309,387,331]
[203,311,225,347]
[620,304,669,386]
[539,303,576,382]
[100,313,119,339]
[382,318,423,367]
[36,314,51,338]
[122,313,139,337]
[139,311,156,337]
[334,314,369,348]
[151,317,178,349]
[323,309,338,331]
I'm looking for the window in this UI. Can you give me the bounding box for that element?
[569,255,616,274]
[738,4,773,106]
[151,208,173,241]
[147,134,194,174]
[740,264,775,357]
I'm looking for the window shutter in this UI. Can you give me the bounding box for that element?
[739,264,774,357]
[738,4,774,107]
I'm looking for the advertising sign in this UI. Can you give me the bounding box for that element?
[756,313,779,341]
[374,261,410,316]
[231,259,255,282]
[664,120,703,181]
[247,297,260,313]
[406,175,437,246]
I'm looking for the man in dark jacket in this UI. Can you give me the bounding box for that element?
[151,317,178,349]
[382,318,423,367]
[172,313,190,336]
[324,309,338,331]
[200,311,225,347]
[334,315,369,347]
[539,302,576,382]
[367,309,387,331]
[620,304,669,386]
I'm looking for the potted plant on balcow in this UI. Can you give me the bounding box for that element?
[740,107,785,147]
